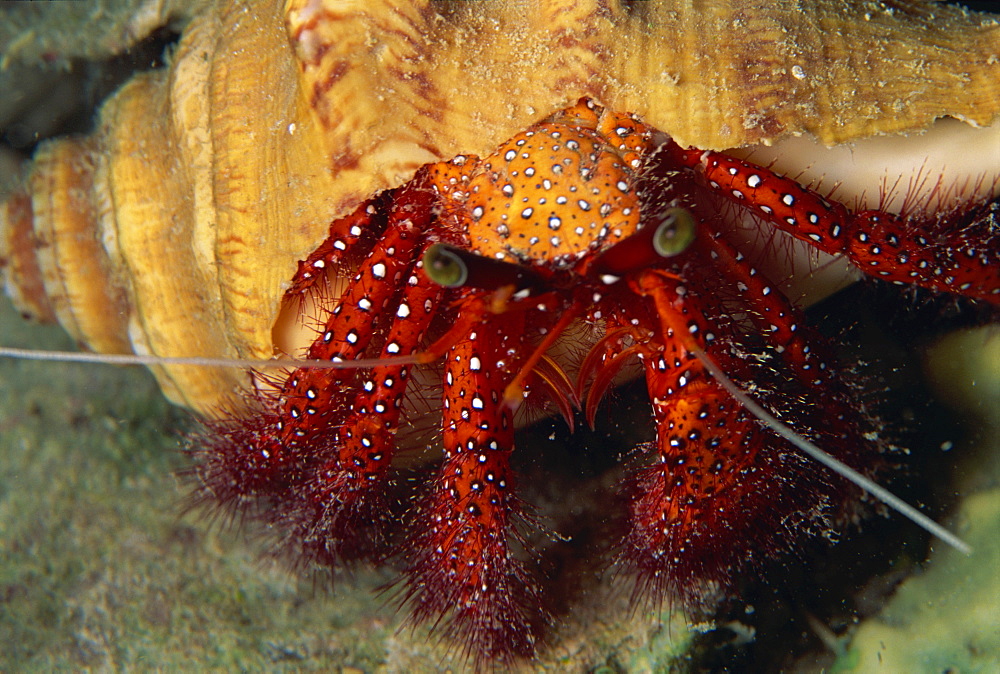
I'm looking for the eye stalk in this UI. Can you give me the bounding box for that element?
[423,243,468,287]
[590,206,699,277]
[422,243,546,292]
[652,208,697,258]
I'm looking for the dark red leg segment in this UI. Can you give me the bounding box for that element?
[195,176,437,511]
[286,191,393,300]
[286,262,446,563]
[616,267,867,604]
[401,306,543,662]
[693,231,836,391]
[691,149,1000,304]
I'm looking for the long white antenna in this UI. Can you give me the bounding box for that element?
[691,345,972,555]
[0,346,419,370]
[0,343,972,553]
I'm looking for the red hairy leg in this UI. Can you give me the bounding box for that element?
[670,144,1000,304]
[400,303,544,663]
[620,266,864,604]
[695,228,838,392]
[276,262,446,565]
[196,172,437,509]
[285,190,394,300]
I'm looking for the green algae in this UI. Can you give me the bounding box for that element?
[0,297,394,671]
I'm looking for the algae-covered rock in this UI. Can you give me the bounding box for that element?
[0,296,397,670]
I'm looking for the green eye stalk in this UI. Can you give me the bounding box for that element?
[653,207,697,258]
[423,243,469,287]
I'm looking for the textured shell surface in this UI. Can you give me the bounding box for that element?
[1,0,999,416]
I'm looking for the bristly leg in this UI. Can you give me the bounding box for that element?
[622,264,871,606]
[273,258,446,566]
[581,159,885,607]
[398,304,547,664]
[191,171,443,564]
[285,190,395,302]
[666,144,1000,305]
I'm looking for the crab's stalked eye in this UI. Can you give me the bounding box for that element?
[652,208,697,258]
[423,243,545,291]
[424,243,468,287]
[589,207,699,277]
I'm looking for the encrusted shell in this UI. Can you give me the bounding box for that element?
[2,0,999,413]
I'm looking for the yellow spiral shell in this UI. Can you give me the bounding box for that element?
[1,0,999,414]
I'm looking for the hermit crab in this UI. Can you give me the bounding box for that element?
[1,0,1000,668]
